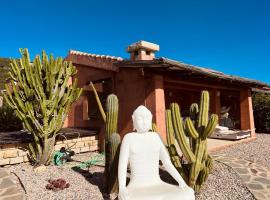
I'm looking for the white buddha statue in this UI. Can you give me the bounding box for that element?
[118,105,195,200]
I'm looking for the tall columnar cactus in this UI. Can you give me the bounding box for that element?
[90,82,121,194]
[166,90,218,191]
[105,94,121,193]
[3,49,82,166]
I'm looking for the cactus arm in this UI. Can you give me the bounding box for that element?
[202,114,218,139]
[189,139,206,186]
[152,122,158,132]
[108,133,121,192]
[198,91,209,131]
[105,94,119,140]
[185,117,199,139]
[89,81,106,122]
[170,103,195,163]
[165,109,175,146]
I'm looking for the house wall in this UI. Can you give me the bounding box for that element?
[115,68,167,140]
[115,68,148,137]
[65,63,257,145]
[64,64,114,129]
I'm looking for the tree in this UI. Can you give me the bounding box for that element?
[252,92,270,133]
[4,49,82,166]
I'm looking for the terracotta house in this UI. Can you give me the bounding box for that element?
[64,41,267,141]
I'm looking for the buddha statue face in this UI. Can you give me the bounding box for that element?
[132,105,153,133]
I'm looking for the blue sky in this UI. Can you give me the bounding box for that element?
[0,0,270,84]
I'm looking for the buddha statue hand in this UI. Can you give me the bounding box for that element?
[118,187,130,200]
[178,180,188,189]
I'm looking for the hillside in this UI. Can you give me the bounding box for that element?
[0,58,11,90]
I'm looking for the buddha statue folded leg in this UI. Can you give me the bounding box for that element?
[126,182,195,200]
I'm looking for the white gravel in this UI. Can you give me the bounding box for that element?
[6,135,265,200]
[215,133,270,168]
[195,162,255,200]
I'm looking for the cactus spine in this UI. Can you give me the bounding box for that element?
[166,90,218,191]
[3,49,82,165]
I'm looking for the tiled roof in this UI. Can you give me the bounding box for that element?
[116,57,268,87]
[69,50,123,62]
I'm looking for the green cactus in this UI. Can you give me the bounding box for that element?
[104,94,120,193]
[3,49,82,165]
[166,90,218,191]
[108,132,121,192]
[90,86,121,194]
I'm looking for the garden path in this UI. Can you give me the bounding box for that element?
[0,168,24,200]
[213,154,270,200]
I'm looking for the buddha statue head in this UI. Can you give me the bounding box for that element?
[132,105,153,133]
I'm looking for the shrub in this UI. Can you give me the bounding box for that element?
[0,105,23,132]
[252,92,270,133]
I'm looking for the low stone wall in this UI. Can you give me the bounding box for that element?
[0,135,99,166]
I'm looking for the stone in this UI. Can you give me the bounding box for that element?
[0,177,15,189]
[23,156,29,162]
[252,191,266,199]
[75,141,85,148]
[0,170,9,179]
[90,146,98,151]
[0,151,4,159]
[3,150,18,159]
[259,172,268,177]
[81,136,91,141]
[54,144,65,151]
[33,165,46,173]
[253,177,270,184]
[0,186,23,200]
[250,168,258,175]
[240,175,251,182]
[234,167,249,174]
[0,159,10,166]
[84,141,93,146]
[0,193,24,200]
[92,140,98,145]
[10,157,24,164]
[73,148,80,154]
[17,149,27,157]
[55,141,63,145]
[90,136,96,141]
[72,138,81,142]
[247,183,264,190]
[80,147,90,153]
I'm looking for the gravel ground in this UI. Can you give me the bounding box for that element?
[215,133,270,168]
[195,162,255,200]
[8,153,106,200]
[6,150,256,200]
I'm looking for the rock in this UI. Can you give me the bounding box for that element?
[33,165,46,173]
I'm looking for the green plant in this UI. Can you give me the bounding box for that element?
[0,105,23,132]
[90,82,121,193]
[4,49,82,166]
[252,92,270,133]
[166,90,218,191]
[105,94,121,193]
